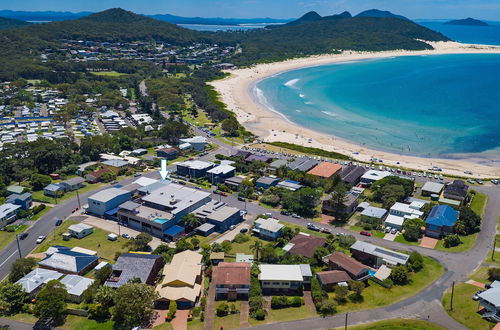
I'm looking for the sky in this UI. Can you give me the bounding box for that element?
[0,0,500,20]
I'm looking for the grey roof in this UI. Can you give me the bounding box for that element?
[256,176,279,185]
[478,287,500,307]
[299,264,312,277]
[196,223,216,232]
[422,181,444,194]
[207,164,235,175]
[38,250,98,274]
[350,241,409,265]
[137,181,169,194]
[61,275,94,297]
[269,159,288,169]
[360,206,387,219]
[119,201,140,212]
[141,183,210,213]
[44,183,63,191]
[0,203,21,218]
[61,177,85,186]
[207,206,240,223]
[7,192,32,202]
[288,157,319,172]
[15,268,63,294]
[102,159,129,168]
[225,176,245,185]
[105,253,162,288]
[88,187,130,203]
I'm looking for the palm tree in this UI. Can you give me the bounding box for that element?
[250,240,264,261]
[182,213,201,230]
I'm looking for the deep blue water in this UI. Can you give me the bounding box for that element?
[254,54,500,159]
[418,20,500,46]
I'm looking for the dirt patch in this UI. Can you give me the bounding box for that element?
[420,236,438,249]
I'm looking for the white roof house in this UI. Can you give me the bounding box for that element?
[360,206,387,219]
[350,241,409,266]
[258,264,311,282]
[15,268,63,296]
[389,202,423,219]
[422,182,444,195]
[89,188,130,203]
[178,160,214,171]
[133,177,159,187]
[61,275,94,300]
[254,217,284,233]
[68,223,93,233]
[384,214,405,230]
[360,170,392,185]
[207,164,235,175]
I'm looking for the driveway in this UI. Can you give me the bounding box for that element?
[82,216,163,250]
[213,222,251,244]
[420,237,438,249]
[383,233,396,241]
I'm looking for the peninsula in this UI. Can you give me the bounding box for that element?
[445,17,489,26]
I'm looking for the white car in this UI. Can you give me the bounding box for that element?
[36,236,46,244]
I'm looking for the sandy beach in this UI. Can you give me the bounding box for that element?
[209,41,500,178]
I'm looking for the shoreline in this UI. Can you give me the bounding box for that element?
[209,41,500,178]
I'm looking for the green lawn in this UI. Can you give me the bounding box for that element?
[187,318,204,330]
[434,233,478,253]
[470,192,488,217]
[394,234,420,246]
[0,224,28,251]
[442,283,494,330]
[90,71,128,77]
[33,220,129,261]
[337,318,445,330]
[31,205,53,220]
[331,257,444,314]
[469,266,490,283]
[5,312,38,324]
[214,302,242,330]
[249,304,316,327]
[62,315,114,330]
[32,183,104,204]
[153,322,174,330]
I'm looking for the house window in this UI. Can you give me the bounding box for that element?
[263,282,270,285]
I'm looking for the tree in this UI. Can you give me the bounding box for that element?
[402,218,424,242]
[408,251,424,272]
[313,247,330,266]
[95,265,112,284]
[9,257,37,283]
[167,301,177,320]
[327,182,349,221]
[443,234,462,248]
[34,280,68,324]
[113,283,158,329]
[190,237,200,249]
[182,213,201,230]
[30,173,51,191]
[250,240,264,261]
[216,302,229,316]
[334,285,348,304]
[454,207,481,235]
[317,299,337,317]
[175,238,194,252]
[390,266,410,285]
[100,172,116,183]
[94,285,115,307]
[129,233,153,251]
[0,282,27,314]
[221,241,232,254]
[488,268,500,281]
[348,280,365,296]
[260,244,279,264]
[221,118,239,137]
[338,235,356,249]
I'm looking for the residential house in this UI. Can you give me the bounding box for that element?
[421,182,444,197]
[58,177,85,192]
[210,252,225,266]
[425,204,459,238]
[43,183,64,197]
[253,217,284,240]
[87,188,131,216]
[156,147,179,160]
[195,223,217,236]
[224,176,246,190]
[360,206,387,223]
[444,180,469,202]
[389,202,424,219]
[324,252,370,280]
[360,170,392,186]
[339,165,366,186]
[6,185,24,195]
[60,275,94,303]
[258,264,312,292]
[307,162,342,179]
[68,223,94,239]
[350,241,409,267]
[131,148,148,156]
[6,192,32,210]
[276,180,303,191]
[38,249,99,275]
[179,136,208,151]
[245,154,272,163]
[106,253,164,288]
[213,262,251,300]
[176,160,214,178]
[101,159,129,170]
[15,268,63,297]
[255,176,279,189]
[477,281,500,322]
[287,157,319,172]
[206,164,236,184]
[268,159,287,173]
[0,203,21,228]
[283,233,326,258]
[322,190,359,216]
[316,270,352,291]
[156,250,203,308]
[85,168,114,183]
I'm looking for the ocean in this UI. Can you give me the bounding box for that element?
[418,20,500,46]
[254,54,500,159]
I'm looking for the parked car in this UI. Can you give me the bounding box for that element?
[264,212,272,217]
[492,179,499,185]
[476,179,484,185]
[240,228,248,233]
[360,231,372,237]
[55,219,63,226]
[133,173,142,177]
[121,233,130,239]
[219,192,228,197]
[320,227,332,234]
[390,228,398,235]
[467,179,475,184]
[292,213,301,219]
[19,233,28,240]
[385,226,391,233]
[307,223,320,231]
[36,236,46,244]
[280,210,290,216]
[229,225,236,230]
[238,196,246,202]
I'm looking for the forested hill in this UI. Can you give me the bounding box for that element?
[0,16,31,30]
[229,16,450,64]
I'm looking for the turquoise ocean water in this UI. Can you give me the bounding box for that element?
[254,54,500,159]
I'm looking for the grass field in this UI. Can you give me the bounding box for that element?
[90,71,127,77]
[469,266,490,283]
[33,220,129,261]
[435,233,478,253]
[214,301,242,330]
[32,183,104,204]
[330,257,444,314]
[442,283,494,330]
[0,224,28,251]
[62,315,115,330]
[470,192,488,217]
[394,234,420,246]
[338,318,446,329]
[249,304,316,327]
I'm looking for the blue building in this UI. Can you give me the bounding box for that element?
[206,206,243,232]
[425,205,459,238]
[44,184,64,197]
[6,192,32,210]
[255,176,279,190]
[87,188,132,216]
[176,160,214,178]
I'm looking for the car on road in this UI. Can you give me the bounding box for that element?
[390,228,398,235]
[219,192,228,197]
[36,235,46,244]
[195,186,201,190]
[229,225,236,230]
[19,233,28,240]
[121,233,130,239]
[280,210,290,216]
[133,173,142,177]
[55,219,63,226]
[320,227,332,234]
[264,212,272,217]
[292,213,301,219]
[492,179,499,185]
[360,231,372,237]
[238,196,246,202]
[240,228,248,233]
[307,223,321,231]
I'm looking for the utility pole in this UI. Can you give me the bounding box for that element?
[118,221,121,237]
[450,281,456,311]
[15,235,22,259]
[493,238,497,262]
[344,312,348,330]
[76,190,81,210]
